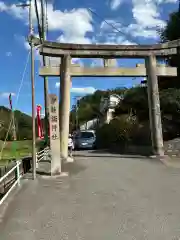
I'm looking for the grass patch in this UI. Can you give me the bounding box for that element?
[0,140,32,163]
[0,139,48,166]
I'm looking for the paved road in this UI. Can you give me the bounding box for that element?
[1,151,180,239]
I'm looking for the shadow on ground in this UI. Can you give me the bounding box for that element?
[29,160,87,177]
[73,149,164,164]
[62,161,87,176]
[75,145,153,156]
[74,148,152,158]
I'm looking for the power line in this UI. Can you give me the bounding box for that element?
[34,0,43,42]
[88,9,129,38]
[45,0,49,38]
[40,0,45,37]
[85,7,141,84]
[86,8,139,45]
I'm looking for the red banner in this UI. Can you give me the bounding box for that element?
[36,105,44,139]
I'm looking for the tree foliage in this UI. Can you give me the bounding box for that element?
[158,8,180,87]
[156,7,180,89]
[96,115,139,148]
[70,88,126,130]
[70,86,180,142]
[159,11,180,43]
[0,106,33,141]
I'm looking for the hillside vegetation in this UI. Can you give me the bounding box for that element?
[0,106,32,141]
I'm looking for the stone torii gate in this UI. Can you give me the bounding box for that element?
[32,37,180,174]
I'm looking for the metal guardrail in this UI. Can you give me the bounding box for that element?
[36,147,50,165]
[0,147,50,206]
[0,160,21,206]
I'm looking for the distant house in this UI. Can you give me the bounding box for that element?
[79,94,123,130]
[99,94,123,124]
[80,118,99,131]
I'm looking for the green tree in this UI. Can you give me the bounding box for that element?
[158,7,180,87]
[115,87,149,121]
[70,88,126,128]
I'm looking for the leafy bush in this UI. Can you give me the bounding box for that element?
[96,115,138,148]
[130,122,151,146]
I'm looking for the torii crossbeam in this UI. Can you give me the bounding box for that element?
[31,36,180,58]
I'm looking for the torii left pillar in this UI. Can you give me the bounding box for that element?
[145,55,164,157]
[60,54,71,160]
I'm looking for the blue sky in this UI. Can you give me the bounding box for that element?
[0,0,178,115]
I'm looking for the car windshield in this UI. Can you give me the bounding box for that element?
[80,132,94,139]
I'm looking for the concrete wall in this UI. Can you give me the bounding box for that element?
[80,118,99,130]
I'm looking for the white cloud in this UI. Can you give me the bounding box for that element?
[125,24,158,39]
[132,0,166,28]
[98,20,137,44]
[55,82,60,88]
[55,83,96,94]
[71,87,96,94]
[5,51,12,57]
[0,92,16,98]
[129,0,168,39]
[100,20,122,33]
[0,1,7,11]
[0,0,178,52]
[14,34,41,61]
[45,56,83,67]
[91,59,104,67]
[110,0,124,10]
[103,0,177,41]
[100,0,177,41]
[0,1,93,45]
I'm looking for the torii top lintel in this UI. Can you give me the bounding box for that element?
[31,36,180,58]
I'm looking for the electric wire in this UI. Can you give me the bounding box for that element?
[0,51,31,159]
[85,7,141,84]
[87,8,137,44]
[34,0,43,42]
[40,0,45,39]
[45,0,49,38]
[45,0,50,65]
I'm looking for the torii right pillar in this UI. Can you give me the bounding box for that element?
[145,55,164,157]
[60,54,71,160]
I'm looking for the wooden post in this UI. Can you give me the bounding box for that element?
[145,55,164,156]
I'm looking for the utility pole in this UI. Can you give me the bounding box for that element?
[9,93,17,159]
[16,0,36,180]
[9,93,17,141]
[73,96,81,131]
[75,103,78,131]
[12,113,17,141]
[40,0,49,145]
